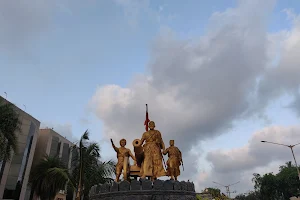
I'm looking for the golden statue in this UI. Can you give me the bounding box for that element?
[137,121,166,180]
[110,138,136,182]
[163,140,182,180]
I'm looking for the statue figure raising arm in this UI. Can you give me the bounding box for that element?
[111,138,136,182]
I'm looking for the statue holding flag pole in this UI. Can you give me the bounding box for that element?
[132,104,167,180]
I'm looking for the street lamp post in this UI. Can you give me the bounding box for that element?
[261,141,300,180]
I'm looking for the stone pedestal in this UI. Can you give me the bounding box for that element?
[89,180,196,200]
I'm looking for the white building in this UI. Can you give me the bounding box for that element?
[0,96,40,200]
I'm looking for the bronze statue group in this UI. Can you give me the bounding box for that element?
[111,121,183,182]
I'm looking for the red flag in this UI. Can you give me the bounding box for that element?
[144,104,150,131]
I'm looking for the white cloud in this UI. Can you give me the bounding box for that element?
[200,125,300,195]
[40,122,76,142]
[90,0,275,144]
[88,0,300,193]
[257,10,300,115]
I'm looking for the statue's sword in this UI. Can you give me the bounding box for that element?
[161,153,167,170]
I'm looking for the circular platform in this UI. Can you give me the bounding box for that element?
[89,179,196,200]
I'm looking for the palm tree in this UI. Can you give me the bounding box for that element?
[72,130,115,200]
[29,156,74,200]
[0,98,21,161]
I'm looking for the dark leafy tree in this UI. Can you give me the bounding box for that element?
[276,161,300,199]
[240,161,300,200]
[0,98,21,161]
[235,191,260,200]
[29,130,115,200]
[72,130,115,200]
[29,156,74,200]
[206,187,221,198]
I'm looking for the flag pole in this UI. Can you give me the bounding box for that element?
[144,104,149,131]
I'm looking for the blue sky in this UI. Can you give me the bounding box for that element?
[0,0,297,137]
[1,0,300,194]
[1,0,241,140]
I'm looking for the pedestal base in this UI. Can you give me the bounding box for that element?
[89,179,196,200]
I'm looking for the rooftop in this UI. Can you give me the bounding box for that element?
[0,95,40,123]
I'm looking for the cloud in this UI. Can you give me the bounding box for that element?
[197,10,300,193]
[200,125,300,195]
[257,10,300,114]
[89,0,279,183]
[40,122,76,142]
[88,0,300,193]
[207,125,300,173]
[90,0,276,146]
[288,94,300,117]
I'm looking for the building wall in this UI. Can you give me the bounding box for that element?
[31,129,74,200]
[0,96,40,200]
[30,129,49,168]
[34,129,73,166]
[0,97,75,200]
[61,143,70,166]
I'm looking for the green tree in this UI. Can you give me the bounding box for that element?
[199,188,230,200]
[276,161,300,199]
[256,173,279,199]
[29,156,74,200]
[206,187,221,198]
[235,191,260,200]
[72,130,115,200]
[196,194,209,200]
[0,98,21,161]
[30,130,115,200]
[235,194,247,200]
[251,161,300,200]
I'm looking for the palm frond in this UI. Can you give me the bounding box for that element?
[98,160,116,178]
[86,143,100,155]
[81,130,89,141]
[29,156,71,200]
[70,130,116,200]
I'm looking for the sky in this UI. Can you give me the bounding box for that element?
[1,0,300,196]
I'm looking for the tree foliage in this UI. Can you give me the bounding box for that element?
[236,161,300,200]
[206,187,221,198]
[71,130,115,200]
[29,130,115,200]
[29,156,74,200]
[235,191,260,200]
[0,98,21,161]
[197,188,230,200]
